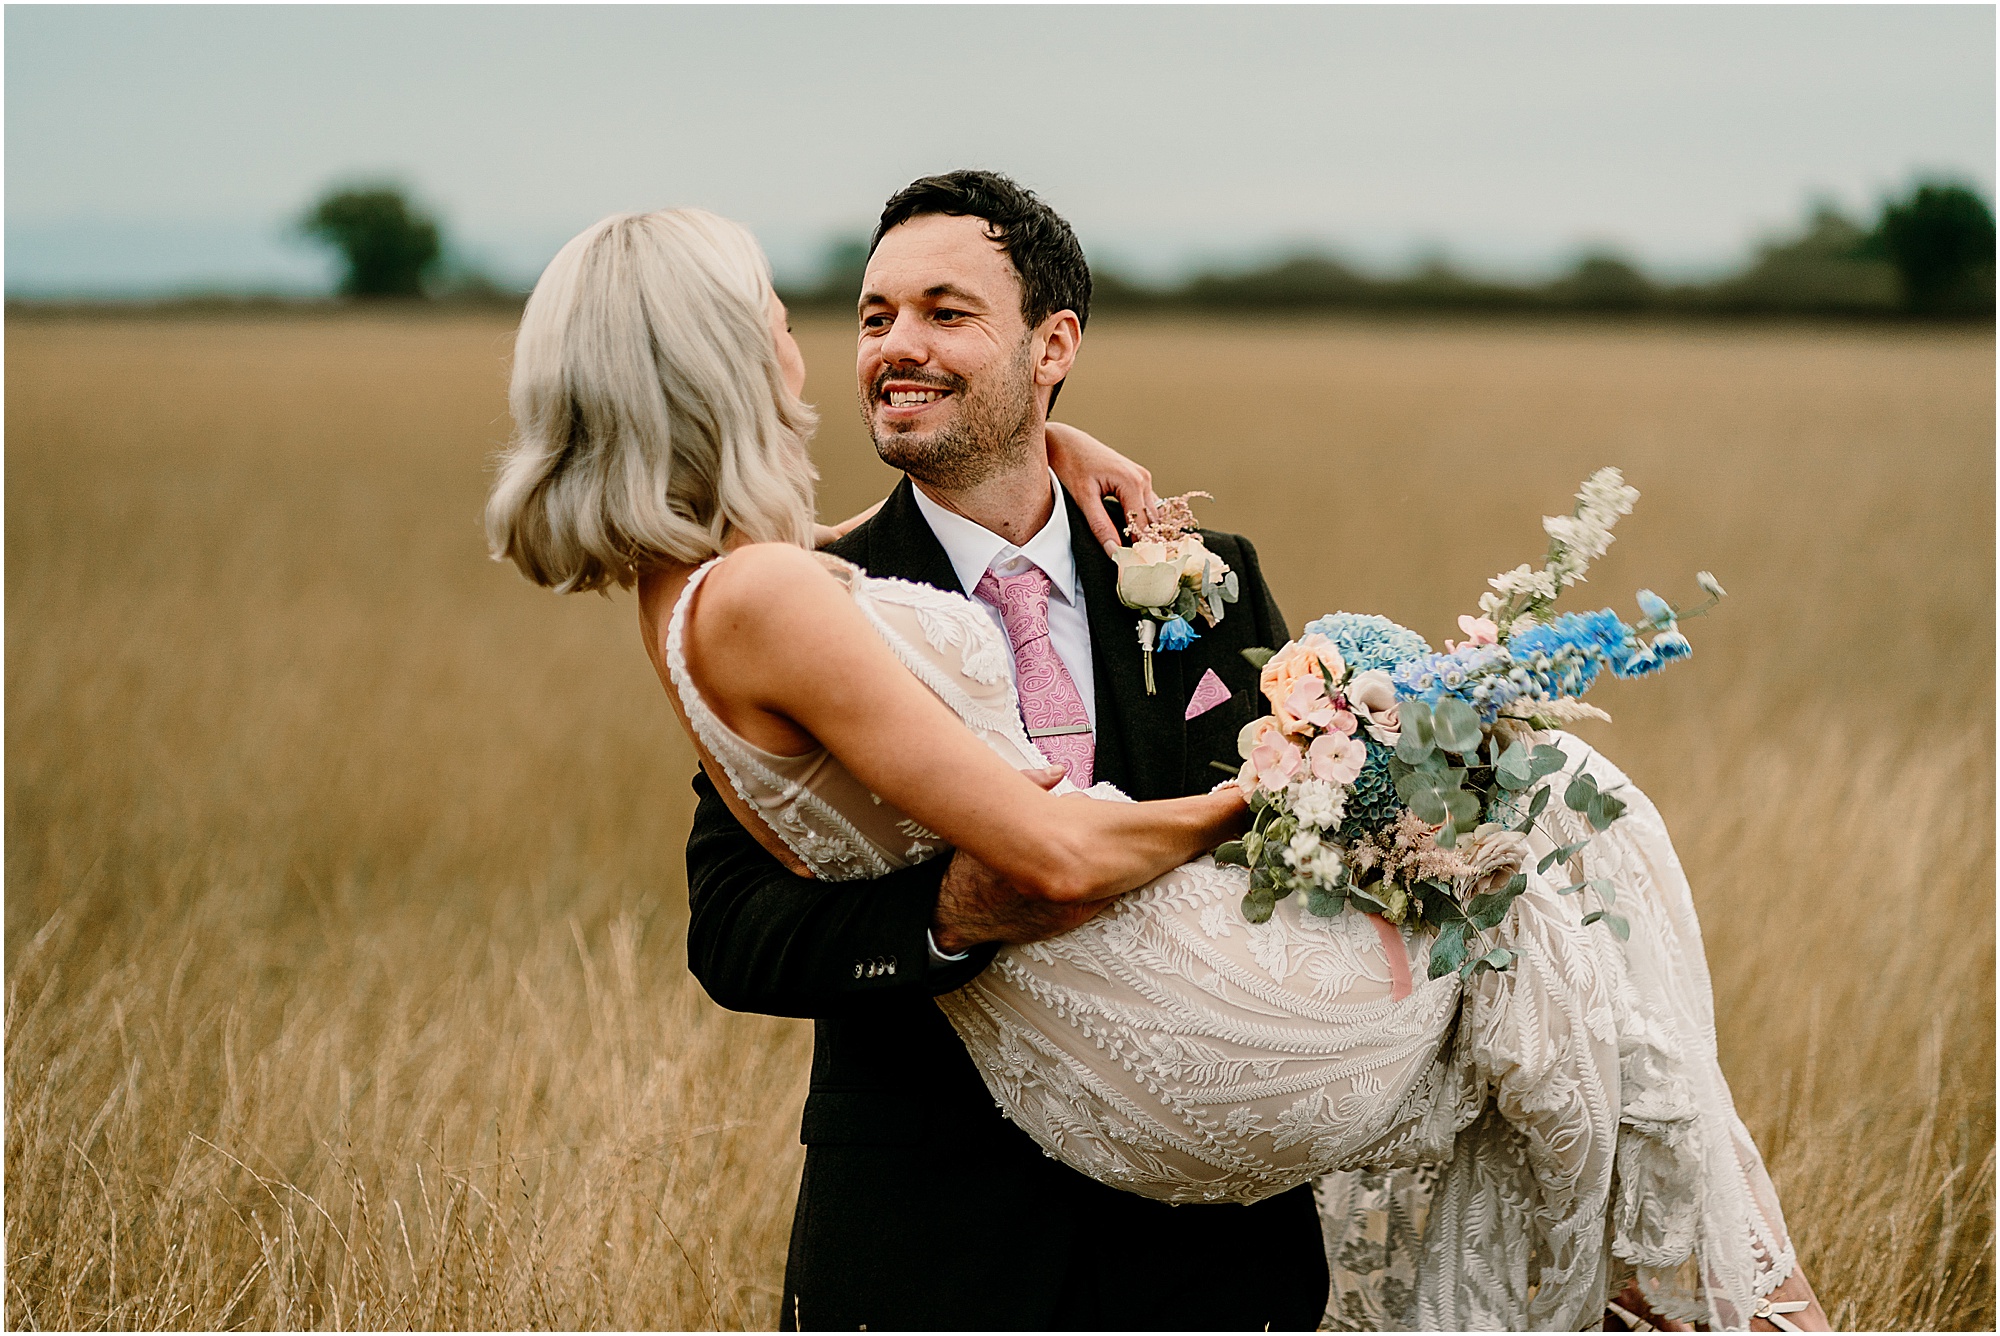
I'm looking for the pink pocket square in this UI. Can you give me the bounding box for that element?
[1185,668,1233,721]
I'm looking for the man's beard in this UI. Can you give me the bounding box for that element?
[865,343,1038,490]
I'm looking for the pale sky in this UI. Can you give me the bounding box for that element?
[6,4,1994,296]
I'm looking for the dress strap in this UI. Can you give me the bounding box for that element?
[663,559,798,825]
[662,555,893,881]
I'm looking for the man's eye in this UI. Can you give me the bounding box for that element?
[861,314,890,330]
[934,309,964,322]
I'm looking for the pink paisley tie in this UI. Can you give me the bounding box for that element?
[974,565,1095,787]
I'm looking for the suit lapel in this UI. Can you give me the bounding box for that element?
[837,477,965,594]
[1067,496,1187,801]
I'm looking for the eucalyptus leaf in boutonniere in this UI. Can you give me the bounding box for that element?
[1113,492,1238,694]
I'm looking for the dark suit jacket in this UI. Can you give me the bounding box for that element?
[683,478,1328,1331]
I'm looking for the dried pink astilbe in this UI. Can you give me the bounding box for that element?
[1351,811,1472,889]
[1128,491,1214,545]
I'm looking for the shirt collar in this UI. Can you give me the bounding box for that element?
[910,470,1080,605]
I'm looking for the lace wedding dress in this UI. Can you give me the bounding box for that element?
[668,554,1797,1330]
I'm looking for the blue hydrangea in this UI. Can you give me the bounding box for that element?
[1302,612,1431,674]
[1156,616,1200,651]
[1390,644,1533,722]
[1337,736,1403,838]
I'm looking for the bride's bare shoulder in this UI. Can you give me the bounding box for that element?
[687,544,862,640]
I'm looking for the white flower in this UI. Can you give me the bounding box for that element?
[1289,778,1346,830]
[1577,467,1639,523]
[1543,513,1614,563]
[1489,563,1559,602]
[1283,828,1323,869]
[1696,570,1727,599]
[1305,847,1347,884]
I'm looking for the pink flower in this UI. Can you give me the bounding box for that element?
[1237,716,1304,793]
[1327,707,1358,736]
[1306,731,1366,785]
[1282,675,1339,733]
[1446,615,1499,652]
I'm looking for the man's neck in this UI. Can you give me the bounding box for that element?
[910,438,1056,546]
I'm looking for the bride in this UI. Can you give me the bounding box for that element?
[486,205,1826,1331]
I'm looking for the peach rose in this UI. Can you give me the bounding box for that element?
[1259,633,1347,732]
[1460,823,1532,898]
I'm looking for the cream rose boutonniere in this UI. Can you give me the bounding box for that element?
[1114,492,1238,694]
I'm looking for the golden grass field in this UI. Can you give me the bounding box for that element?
[6,311,1993,1330]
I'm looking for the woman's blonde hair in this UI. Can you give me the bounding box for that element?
[486,208,818,592]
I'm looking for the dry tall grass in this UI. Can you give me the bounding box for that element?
[6,313,1992,1330]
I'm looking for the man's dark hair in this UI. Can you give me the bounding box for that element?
[870,169,1092,332]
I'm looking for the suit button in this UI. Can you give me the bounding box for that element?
[853,962,864,979]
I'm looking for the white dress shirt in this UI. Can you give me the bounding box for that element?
[909,470,1097,733]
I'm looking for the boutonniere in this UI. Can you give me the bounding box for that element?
[1113,491,1239,694]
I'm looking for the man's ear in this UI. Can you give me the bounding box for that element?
[1032,310,1082,389]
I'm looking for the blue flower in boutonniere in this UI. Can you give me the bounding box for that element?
[1114,492,1238,694]
[1156,616,1200,651]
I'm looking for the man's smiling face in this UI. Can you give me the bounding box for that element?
[856,213,1041,489]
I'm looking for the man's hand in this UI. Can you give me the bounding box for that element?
[930,764,1119,953]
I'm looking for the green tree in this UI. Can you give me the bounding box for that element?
[1867,182,1995,314]
[301,187,442,298]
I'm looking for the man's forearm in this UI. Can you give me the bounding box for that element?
[684,774,993,1018]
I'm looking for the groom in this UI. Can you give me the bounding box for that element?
[684,170,1329,1330]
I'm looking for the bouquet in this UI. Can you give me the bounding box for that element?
[1113,492,1240,694]
[1216,468,1726,980]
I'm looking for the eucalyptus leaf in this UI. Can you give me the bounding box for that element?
[1418,881,1466,925]
[1604,913,1631,941]
[1396,702,1436,764]
[1470,947,1516,975]
[1581,909,1605,926]
[1242,888,1276,924]
[1515,783,1553,832]
[1213,840,1249,867]
[1431,697,1483,755]
[1410,789,1450,825]
[1529,744,1568,778]
[1592,877,1617,905]
[1347,884,1389,916]
[1427,922,1469,979]
[1304,885,1347,917]
[1221,571,1239,602]
[1442,789,1481,831]
[1241,646,1276,670]
[1537,840,1590,875]
[1564,772,1600,812]
[1593,792,1627,830]
[1433,821,1458,849]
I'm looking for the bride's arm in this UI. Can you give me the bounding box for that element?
[686,545,1244,906]
[814,423,1158,551]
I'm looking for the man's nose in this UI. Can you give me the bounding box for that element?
[877,309,931,366]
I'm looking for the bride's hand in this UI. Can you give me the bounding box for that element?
[1046,422,1160,557]
[814,498,885,548]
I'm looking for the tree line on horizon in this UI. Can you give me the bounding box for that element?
[59,178,1989,320]
[783,181,1995,320]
